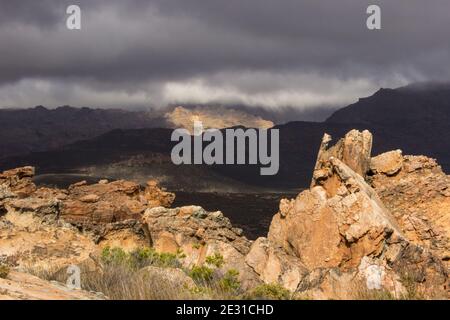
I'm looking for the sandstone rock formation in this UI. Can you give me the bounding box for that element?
[62,178,175,229]
[0,166,36,199]
[247,130,449,299]
[0,209,97,271]
[370,151,450,267]
[0,168,169,274]
[142,206,261,289]
[245,237,308,292]
[311,130,373,186]
[0,167,259,296]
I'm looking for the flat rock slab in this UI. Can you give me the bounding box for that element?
[0,271,104,300]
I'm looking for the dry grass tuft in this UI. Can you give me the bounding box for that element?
[23,247,250,300]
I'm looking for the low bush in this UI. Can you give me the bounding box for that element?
[244,283,292,300]
[218,269,240,293]
[189,265,214,284]
[101,246,185,270]
[0,265,10,279]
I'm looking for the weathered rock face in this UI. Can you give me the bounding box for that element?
[62,179,175,229]
[245,237,308,292]
[143,206,250,255]
[0,209,98,271]
[0,166,36,198]
[370,149,404,176]
[142,206,261,289]
[0,166,175,231]
[255,130,448,299]
[311,129,372,188]
[272,131,404,271]
[62,180,144,227]
[143,180,175,208]
[370,152,450,267]
[0,167,158,270]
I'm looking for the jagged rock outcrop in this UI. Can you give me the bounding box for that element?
[370,151,450,267]
[0,167,163,270]
[270,131,404,270]
[143,206,250,255]
[0,166,36,198]
[0,166,261,295]
[311,130,373,187]
[143,180,175,208]
[249,130,448,299]
[1,167,174,231]
[62,179,175,229]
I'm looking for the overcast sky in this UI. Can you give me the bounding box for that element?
[0,0,449,112]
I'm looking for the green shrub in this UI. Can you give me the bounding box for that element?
[245,283,291,300]
[218,269,241,293]
[205,253,224,268]
[0,265,10,279]
[189,253,226,285]
[100,246,184,270]
[190,265,214,284]
[101,247,128,266]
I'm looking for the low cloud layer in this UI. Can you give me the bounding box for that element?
[0,0,449,112]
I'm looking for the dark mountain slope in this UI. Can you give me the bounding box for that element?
[327,82,450,125]
[0,106,165,158]
[1,83,450,190]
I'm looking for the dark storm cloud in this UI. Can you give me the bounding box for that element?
[0,0,449,110]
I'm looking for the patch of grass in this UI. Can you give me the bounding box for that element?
[80,263,195,299]
[352,278,396,300]
[0,265,10,279]
[205,253,224,268]
[218,269,241,293]
[23,249,295,300]
[188,254,242,297]
[244,283,292,300]
[354,271,426,300]
[189,265,215,284]
[399,272,424,300]
[355,288,396,300]
[101,246,185,270]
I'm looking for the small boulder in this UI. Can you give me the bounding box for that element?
[370,150,403,176]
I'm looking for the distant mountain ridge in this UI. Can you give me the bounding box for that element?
[327,82,450,125]
[1,82,450,190]
[0,105,274,159]
[165,106,274,133]
[0,105,164,158]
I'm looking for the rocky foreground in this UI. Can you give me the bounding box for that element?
[0,130,449,299]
